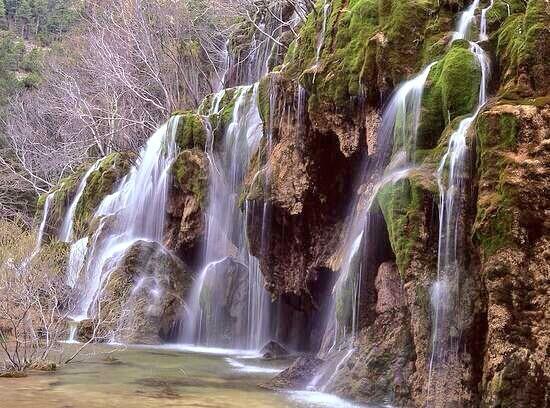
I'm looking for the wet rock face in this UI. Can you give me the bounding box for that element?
[79,240,192,344]
[247,77,364,310]
[260,340,289,360]
[262,356,324,390]
[165,149,208,264]
[198,257,249,348]
[475,102,549,407]
[375,262,405,314]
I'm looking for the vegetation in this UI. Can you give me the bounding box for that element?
[0,219,69,373]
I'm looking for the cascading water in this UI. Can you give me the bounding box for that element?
[427,0,493,401]
[66,237,88,288]
[314,0,331,68]
[182,84,272,350]
[69,116,180,326]
[30,192,55,259]
[310,60,436,391]
[59,159,103,243]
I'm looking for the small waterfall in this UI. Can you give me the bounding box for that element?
[66,237,88,288]
[30,192,55,260]
[451,0,481,42]
[69,116,180,322]
[427,0,493,401]
[59,159,102,243]
[182,84,271,349]
[311,62,435,391]
[314,0,332,68]
[480,0,494,41]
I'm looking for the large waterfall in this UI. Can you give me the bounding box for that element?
[309,0,495,396]
[181,84,273,350]
[65,116,180,329]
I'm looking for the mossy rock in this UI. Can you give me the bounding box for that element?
[36,169,85,239]
[495,0,550,97]
[171,149,208,210]
[417,41,482,149]
[173,112,207,150]
[72,152,134,238]
[377,177,433,275]
[473,106,520,257]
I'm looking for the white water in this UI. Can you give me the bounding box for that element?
[312,61,434,392]
[67,237,88,288]
[427,0,493,401]
[31,192,55,258]
[451,0,481,42]
[314,0,332,67]
[225,357,283,374]
[59,159,103,243]
[182,84,271,349]
[69,116,180,322]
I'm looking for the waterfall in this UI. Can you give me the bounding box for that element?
[427,0,493,401]
[30,192,55,259]
[59,159,103,243]
[66,237,88,288]
[182,84,272,349]
[314,0,332,68]
[69,116,180,323]
[451,0,481,42]
[310,60,435,391]
[480,0,495,41]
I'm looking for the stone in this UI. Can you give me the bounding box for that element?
[262,356,324,390]
[260,341,289,360]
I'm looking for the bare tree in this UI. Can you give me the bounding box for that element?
[1,0,235,218]
[0,219,71,372]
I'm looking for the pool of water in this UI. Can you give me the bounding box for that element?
[0,344,366,408]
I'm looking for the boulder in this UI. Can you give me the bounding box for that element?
[260,340,289,360]
[198,257,249,347]
[79,240,191,344]
[262,356,324,390]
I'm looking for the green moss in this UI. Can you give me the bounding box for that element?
[258,75,272,125]
[417,42,482,148]
[377,178,430,275]
[305,0,380,107]
[41,170,83,233]
[238,138,268,209]
[175,112,206,150]
[171,150,208,209]
[73,152,134,237]
[473,107,521,257]
[495,0,550,96]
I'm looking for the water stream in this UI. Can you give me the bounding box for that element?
[182,84,272,350]
[427,0,493,401]
[311,56,436,392]
[30,192,55,259]
[59,159,103,243]
[68,116,180,327]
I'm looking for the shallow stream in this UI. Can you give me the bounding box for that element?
[0,345,365,408]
